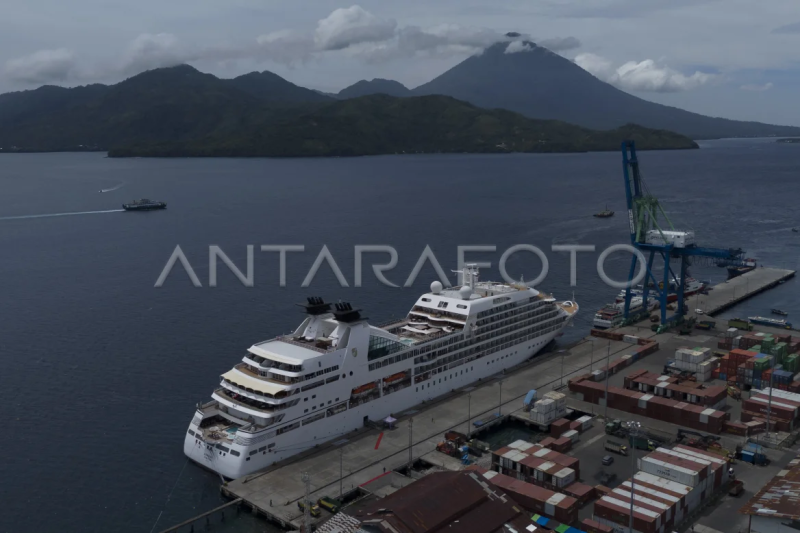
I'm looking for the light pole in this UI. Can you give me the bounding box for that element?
[466,392,471,437]
[498,380,503,416]
[603,342,612,420]
[627,420,641,533]
[590,340,595,372]
[408,417,413,472]
[560,350,566,387]
[339,447,344,497]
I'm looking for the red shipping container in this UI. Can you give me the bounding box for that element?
[582,519,613,533]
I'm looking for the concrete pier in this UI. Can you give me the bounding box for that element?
[691,267,795,317]
[192,268,794,531]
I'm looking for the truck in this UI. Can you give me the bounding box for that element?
[298,500,321,517]
[695,320,716,331]
[604,440,629,456]
[728,318,753,331]
[605,419,624,437]
[318,496,342,513]
[629,435,656,451]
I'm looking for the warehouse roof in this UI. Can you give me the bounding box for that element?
[346,471,535,533]
[740,455,800,520]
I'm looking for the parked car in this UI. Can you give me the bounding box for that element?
[602,455,614,466]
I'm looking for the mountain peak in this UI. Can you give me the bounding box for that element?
[338,78,412,99]
[412,45,800,138]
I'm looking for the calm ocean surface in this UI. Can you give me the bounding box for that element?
[1,139,799,532]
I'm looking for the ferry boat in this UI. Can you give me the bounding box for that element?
[593,297,658,329]
[749,316,792,329]
[614,278,705,304]
[183,265,578,479]
[122,199,167,211]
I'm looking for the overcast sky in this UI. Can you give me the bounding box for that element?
[3,0,800,125]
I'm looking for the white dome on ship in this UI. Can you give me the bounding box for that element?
[430,281,443,294]
[459,286,472,300]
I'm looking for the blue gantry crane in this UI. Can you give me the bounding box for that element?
[620,141,749,331]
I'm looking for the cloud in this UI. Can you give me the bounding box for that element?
[4,48,77,84]
[539,36,581,52]
[740,82,773,92]
[771,21,800,34]
[574,53,716,92]
[5,5,518,83]
[314,5,397,51]
[121,33,185,74]
[254,30,316,64]
[505,41,534,54]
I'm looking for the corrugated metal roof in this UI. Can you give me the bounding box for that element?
[634,472,691,495]
[350,471,535,533]
[741,453,800,520]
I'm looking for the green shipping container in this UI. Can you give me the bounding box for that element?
[752,345,762,353]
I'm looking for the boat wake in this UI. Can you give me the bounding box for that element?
[99,183,125,193]
[0,209,125,221]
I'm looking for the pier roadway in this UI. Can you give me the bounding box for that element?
[689,267,795,317]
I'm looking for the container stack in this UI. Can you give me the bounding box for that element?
[529,391,567,427]
[491,440,581,481]
[569,376,729,433]
[470,466,580,525]
[595,445,729,533]
[742,388,800,432]
[673,347,717,382]
[623,370,727,409]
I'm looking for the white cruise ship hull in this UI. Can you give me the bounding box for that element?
[184,326,566,479]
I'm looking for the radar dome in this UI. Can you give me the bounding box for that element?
[459,286,472,300]
[430,281,443,294]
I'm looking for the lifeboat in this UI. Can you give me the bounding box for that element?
[352,382,377,395]
[383,372,407,384]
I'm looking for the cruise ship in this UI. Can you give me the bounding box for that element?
[593,297,658,329]
[184,265,578,479]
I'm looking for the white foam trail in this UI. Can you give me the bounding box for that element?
[0,209,125,221]
[99,183,125,193]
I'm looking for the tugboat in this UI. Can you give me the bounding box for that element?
[593,204,614,218]
[122,199,167,211]
[771,309,789,316]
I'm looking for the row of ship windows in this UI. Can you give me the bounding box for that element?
[476,301,549,327]
[476,298,539,320]
[476,308,558,337]
[420,297,468,310]
[476,312,561,341]
[303,397,340,413]
[414,321,561,377]
[410,315,562,372]
[371,302,554,369]
[415,366,474,389]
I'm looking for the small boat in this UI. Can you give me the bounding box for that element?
[771,309,789,316]
[594,204,614,218]
[793,228,799,233]
[122,199,167,211]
